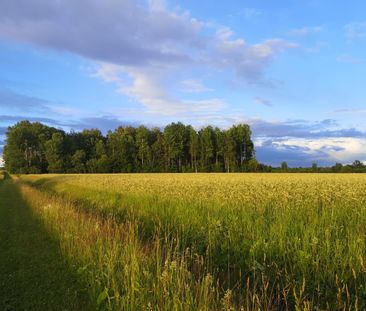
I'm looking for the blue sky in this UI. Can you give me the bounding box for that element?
[1,0,366,167]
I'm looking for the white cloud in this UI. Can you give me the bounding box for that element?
[333,108,366,114]
[242,8,261,19]
[95,63,225,116]
[180,80,212,93]
[0,0,202,66]
[88,8,296,116]
[0,0,296,117]
[287,26,323,37]
[255,96,272,106]
[213,31,297,83]
[275,137,366,163]
[229,117,366,166]
[345,22,366,41]
[148,0,167,11]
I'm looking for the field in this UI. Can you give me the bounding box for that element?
[2,173,366,310]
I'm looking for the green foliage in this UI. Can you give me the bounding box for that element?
[136,125,151,170]
[0,180,92,310]
[3,121,60,173]
[3,120,255,174]
[96,288,109,306]
[281,161,288,171]
[72,150,87,173]
[247,158,259,172]
[107,126,136,173]
[5,120,366,174]
[45,132,66,173]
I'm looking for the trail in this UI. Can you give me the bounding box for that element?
[0,178,92,310]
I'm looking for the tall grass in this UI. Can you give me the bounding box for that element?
[19,183,224,310]
[19,174,366,309]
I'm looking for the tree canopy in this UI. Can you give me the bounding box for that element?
[3,120,256,174]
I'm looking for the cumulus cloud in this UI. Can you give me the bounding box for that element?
[255,140,329,167]
[268,137,366,165]
[213,32,297,83]
[5,1,358,167]
[0,0,296,116]
[250,119,366,166]
[256,136,366,167]
[0,0,202,66]
[95,63,226,116]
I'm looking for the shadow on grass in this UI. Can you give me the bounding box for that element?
[0,180,94,311]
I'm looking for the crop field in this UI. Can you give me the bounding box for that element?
[2,173,366,310]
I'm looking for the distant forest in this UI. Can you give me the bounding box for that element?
[3,120,257,174]
[3,121,366,174]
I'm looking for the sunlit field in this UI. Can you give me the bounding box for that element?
[16,173,366,309]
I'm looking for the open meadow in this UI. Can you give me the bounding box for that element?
[3,1,366,310]
[2,173,366,310]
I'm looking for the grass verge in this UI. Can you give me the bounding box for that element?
[0,179,92,310]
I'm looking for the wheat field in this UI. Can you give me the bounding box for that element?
[16,173,366,310]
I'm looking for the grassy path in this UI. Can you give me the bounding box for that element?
[0,179,92,310]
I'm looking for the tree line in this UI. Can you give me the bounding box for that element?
[3,120,257,174]
[276,160,366,173]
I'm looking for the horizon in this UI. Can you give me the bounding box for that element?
[1,0,366,167]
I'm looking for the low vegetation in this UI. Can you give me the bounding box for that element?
[12,173,366,310]
[0,177,92,310]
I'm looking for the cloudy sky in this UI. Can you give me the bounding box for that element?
[1,0,366,167]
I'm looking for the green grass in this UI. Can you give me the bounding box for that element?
[0,178,92,310]
[15,181,222,310]
[17,173,366,310]
[5,173,366,309]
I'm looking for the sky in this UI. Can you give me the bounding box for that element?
[1,0,366,167]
